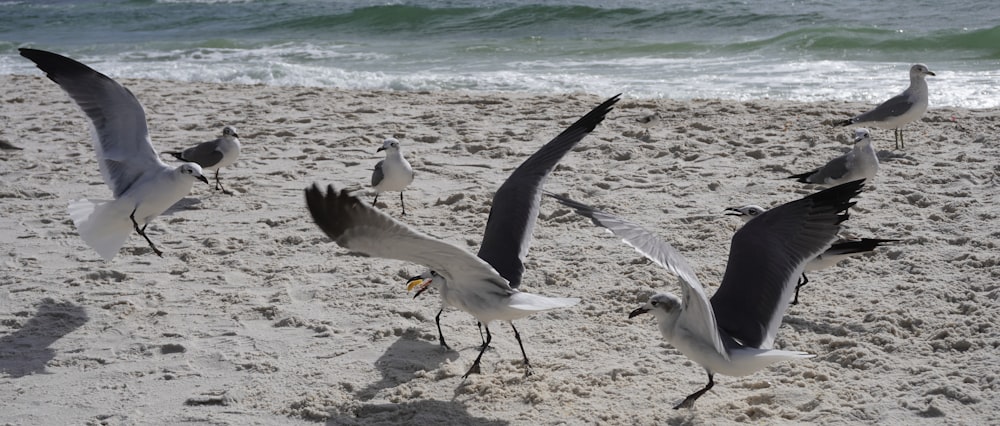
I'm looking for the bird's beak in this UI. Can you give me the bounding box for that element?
[406,275,432,299]
[628,306,650,319]
[377,147,386,153]
[854,135,866,143]
[198,175,210,185]
[723,207,743,216]
[926,71,936,76]
[232,133,240,138]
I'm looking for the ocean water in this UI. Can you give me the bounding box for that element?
[1,0,998,108]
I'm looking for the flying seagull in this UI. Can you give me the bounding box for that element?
[789,128,878,186]
[725,204,898,305]
[549,179,864,408]
[165,126,241,195]
[307,94,620,378]
[20,48,210,260]
[371,138,415,215]
[839,64,935,149]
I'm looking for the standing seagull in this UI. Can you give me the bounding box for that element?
[20,48,210,261]
[165,126,241,195]
[371,138,415,215]
[549,179,864,408]
[789,128,878,186]
[839,64,935,149]
[307,94,619,378]
[724,204,898,305]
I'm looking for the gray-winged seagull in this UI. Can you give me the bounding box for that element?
[839,64,935,149]
[549,179,864,408]
[371,138,415,215]
[306,94,620,378]
[789,128,878,186]
[20,48,210,261]
[166,126,241,195]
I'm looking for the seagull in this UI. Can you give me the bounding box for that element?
[839,64,935,149]
[724,204,898,305]
[20,48,210,261]
[789,128,878,186]
[306,94,620,378]
[548,179,864,409]
[165,126,241,195]
[371,138,415,215]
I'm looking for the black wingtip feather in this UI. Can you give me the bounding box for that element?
[305,183,357,242]
[805,179,865,218]
[787,170,817,183]
[837,118,854,127]
[19,48,104,84]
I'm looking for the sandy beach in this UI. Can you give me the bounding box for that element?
[1,73,998,425]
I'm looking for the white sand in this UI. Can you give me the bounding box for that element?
[1,74,998,424]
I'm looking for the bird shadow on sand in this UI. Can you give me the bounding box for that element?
[0,298,89,378]
[354,327,460,401]
[325,399,509,426]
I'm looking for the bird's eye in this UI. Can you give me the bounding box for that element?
[650,300,658,307]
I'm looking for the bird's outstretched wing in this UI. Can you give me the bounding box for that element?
[305,184,511,293]
[478,94,620,288]
[19,48,166,198]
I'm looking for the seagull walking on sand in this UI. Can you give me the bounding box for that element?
[839,64,935,149]
[549,179,864,409]
[20,48,210,261]
[725,204,898,305]
[165,126,241,195]
[371,138,415,215]
[789,128,878,186]
[306,95,620,378]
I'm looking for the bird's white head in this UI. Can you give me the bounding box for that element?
[910,63,935,79]
[724,204,766,223]
[377,138,401,154]
[177,162,210,185]
[853,128,872,144]
[406,269,441,299]
[222,126,239,139]
[629,293,682,322]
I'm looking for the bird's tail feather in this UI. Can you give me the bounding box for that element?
[163,151,185,161]
[67,199,133,261]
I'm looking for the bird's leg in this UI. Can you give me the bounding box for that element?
[400,191,406,216]
[435,308,450,351]
[895,129,902,150]
[215,170,233,195]
[477,322,488,349]
[130,208,163,257]
[510,321,534,377]
[792,273,809,305]
[372,193,380,206]
[673,372,714,409]
[463,324,491,378]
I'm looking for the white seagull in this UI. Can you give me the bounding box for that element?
[839,64,935,149]
[789,128,878,186]
[724,204,898,305]
[371,138,415,215]
[20,48,210,261]
[165,126,241,195]
[307,94,620,378]
[549,179,864,408]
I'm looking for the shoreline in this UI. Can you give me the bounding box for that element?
[1,74,998,424]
